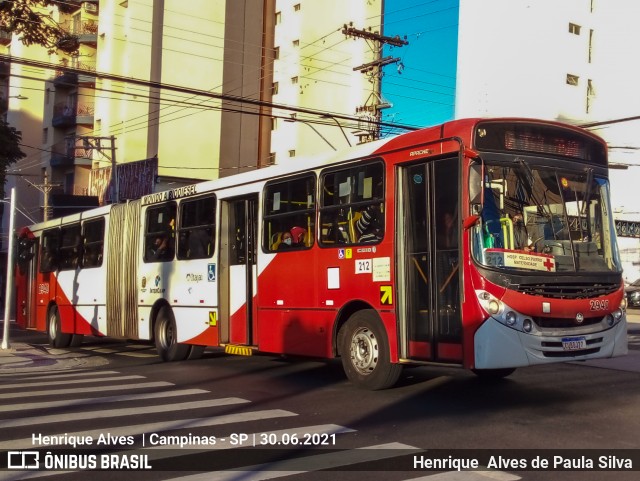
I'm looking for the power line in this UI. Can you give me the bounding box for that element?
[1,53,421,133]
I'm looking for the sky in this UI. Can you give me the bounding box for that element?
[380,0,459,132]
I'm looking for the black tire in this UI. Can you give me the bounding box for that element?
[339,309,402,390]
[472,368,516,380]
[47,306,72,348]
[154,307,189,362]
[69,334,84,347]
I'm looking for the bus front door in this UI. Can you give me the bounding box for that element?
[219,195,258,346]
[397,158,462,363]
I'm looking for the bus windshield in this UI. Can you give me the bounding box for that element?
[471,158,622,274]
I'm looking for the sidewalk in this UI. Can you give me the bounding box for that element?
[0,321,108,374]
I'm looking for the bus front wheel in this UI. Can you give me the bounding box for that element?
[47,306,72,348]
[154,307,189,362]
[339,310,402,390]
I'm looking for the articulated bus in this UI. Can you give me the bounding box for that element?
[15,118,628,389]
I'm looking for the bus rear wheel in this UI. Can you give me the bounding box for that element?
[47,306,72,348]
[154,307,189,362]
[339,310,402,390]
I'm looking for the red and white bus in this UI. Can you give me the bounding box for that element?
[15,118,628,389]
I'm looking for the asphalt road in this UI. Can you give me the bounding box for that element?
[0,314,639,481]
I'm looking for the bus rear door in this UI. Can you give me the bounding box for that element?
[219,195,258,346]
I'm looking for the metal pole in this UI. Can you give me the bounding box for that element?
[1,188,16,350]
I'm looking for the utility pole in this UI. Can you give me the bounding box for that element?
[342,23,408,142]
[23,171,60,221]
[80,135,118,203]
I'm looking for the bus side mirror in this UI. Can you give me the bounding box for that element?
[469,164,482,205]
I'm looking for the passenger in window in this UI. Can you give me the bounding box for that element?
[278,231,293,249]
[355,205,382,243]
[290,226,307,246]
[151,235,171,261]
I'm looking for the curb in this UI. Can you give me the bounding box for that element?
[0,342,108,374]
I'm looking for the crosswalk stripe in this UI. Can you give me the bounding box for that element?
[0,389,210,413]
[0,409,297,451]
[164,442,420,481]
[0,381,173,400]
[0,397,250,428]
[0,375,146,391]
[1,370,123,381]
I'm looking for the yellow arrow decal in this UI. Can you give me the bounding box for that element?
[380,285,393,305]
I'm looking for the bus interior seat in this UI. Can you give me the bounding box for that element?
[270,232,282,251]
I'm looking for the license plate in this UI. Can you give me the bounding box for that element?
[562,336,587,351]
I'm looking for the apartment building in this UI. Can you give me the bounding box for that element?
[3,0,380,223]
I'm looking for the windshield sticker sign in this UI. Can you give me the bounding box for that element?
[485,249,556,272]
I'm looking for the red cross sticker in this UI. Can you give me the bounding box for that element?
[543,257,555,271]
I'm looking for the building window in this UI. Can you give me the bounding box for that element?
[569,23,581,35]
[291,76,298,85]
[566,74,579,86]
[275,11,281,24]
[289,150,296,157]
[272,82,279,95]
[42,128,48,144]
[294,3,301,12]
[292,39,299,47]
[588,29,594,63]
[274,46,280,60]
[271,117,278,130]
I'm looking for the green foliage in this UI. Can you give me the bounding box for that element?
[0,0,79,54]
[0,118,26,198]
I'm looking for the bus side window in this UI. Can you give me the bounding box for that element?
[263,174,316,252]
[319,161,384,246]
[177,195,216,260]
[144,203,177,263]
[82,218,105,268]
[40,228,60,273]
[58,224,82,271]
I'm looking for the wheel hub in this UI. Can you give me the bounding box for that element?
[350,327,379,375]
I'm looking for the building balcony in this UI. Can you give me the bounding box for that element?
[52,103,77,128]
[76,103,94,125]
[52,102,94,128]
[53,71,78,89]
[50,137,94,167]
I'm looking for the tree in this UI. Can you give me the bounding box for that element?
[0,0,79,54]
[0,117,26,199]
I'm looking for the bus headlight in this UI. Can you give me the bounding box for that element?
[619,297,628,311]
[488,300,501,315]
[612,308,623,321]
